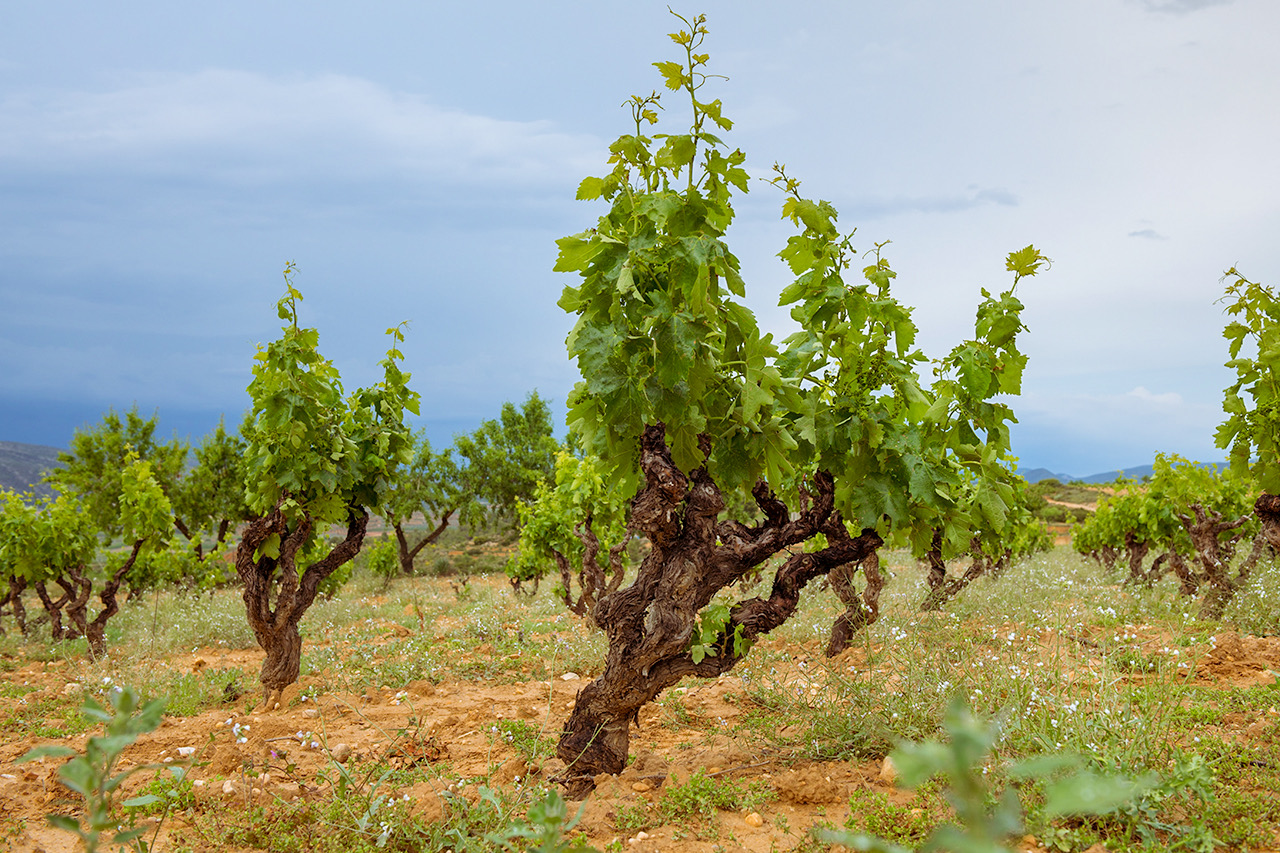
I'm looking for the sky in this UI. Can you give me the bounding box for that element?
[2,0,1278,477]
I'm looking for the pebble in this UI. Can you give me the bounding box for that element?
[631,781,652,793]
[177,747,196,757]
[331,743,353,762]
[627,830,651,846]
[744,812,764,827]
[302,708,319,718]
[879,755,898,786]
[560,672,580,681]
[222,779,238,795]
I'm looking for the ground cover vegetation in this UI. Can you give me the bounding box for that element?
[1,11,1280,853]
[1,545,1279,852]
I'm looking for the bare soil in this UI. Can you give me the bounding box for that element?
[3,583,1280,852]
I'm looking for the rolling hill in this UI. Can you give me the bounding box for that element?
[0,441,63,498]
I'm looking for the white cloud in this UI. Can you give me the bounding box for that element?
[0,70,602,189]
[1127,385,1183,405]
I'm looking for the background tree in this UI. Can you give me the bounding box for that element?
[0,489,37,636]
[916,473,1051,613]
[378,392,557,577]
[453,391,559,529]
[4,455,169,658]
[507,450,632,620]
[549,13,1046,791]
[1145,453,1256,619]
[60,452,172,658]
[1071,484,1163,585]
[377,431,468,575]
[0,491,97,641]
[169,416,252,559]
[45,406,185,545]
[236,265,418,708]
[907,279,1040,614]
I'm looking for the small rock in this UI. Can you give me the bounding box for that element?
[744,812,764,827]
[222,779,238,796]
[62,682,82,696]
[177,747,196,758]
[631,781,652,793]
[560,672,580,681]
[879,755,898,786]
[331,743,353,762]
[302,708,319,719]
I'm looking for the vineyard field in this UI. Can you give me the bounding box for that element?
[2,543,1279,852]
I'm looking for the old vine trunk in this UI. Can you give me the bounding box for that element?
[237,501,368,708]
[556,425,882,795]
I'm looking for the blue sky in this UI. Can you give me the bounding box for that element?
[2,0,1278,476]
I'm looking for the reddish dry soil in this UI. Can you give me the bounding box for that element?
[2,628,1280,852]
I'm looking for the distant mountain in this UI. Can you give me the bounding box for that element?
[1076,465,1155,484]
[1020,467,1073,483]
[1022,462,1226,484]
[0,441,63,498]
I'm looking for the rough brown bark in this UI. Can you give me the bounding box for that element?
[237,500,368,707]
[920,533,988,612]
[1122,532,1151,586]
[62,540,145,660]
[824,550,884,657]
[34,581,76,640]
[1,576,28,636]
[393,512,452,575]
[1255,493,1280,551]
[1176,503,1249,620]
[173,516,204,559]
[1092,545,1120,571]
[1145,549,1198,594]
[555,424,882,795]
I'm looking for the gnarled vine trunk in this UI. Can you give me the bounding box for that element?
[824,550,884,657]
[920,533,989,612]
[555,425,882,796]
[1255,494,1280,552]
[237,501,368,708]
[62,540,146,660]
[1,576,28,636]
[1176,503,1249,620]
[1146,549,1198,594]
[394,511,452,575]
[33,581,76,640]
[1122,532,1151,586]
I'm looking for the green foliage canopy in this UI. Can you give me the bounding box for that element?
[242,264,420,532]
[1217,269,1280,493]
[44,406,185,544]
[556,12,1047,552]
